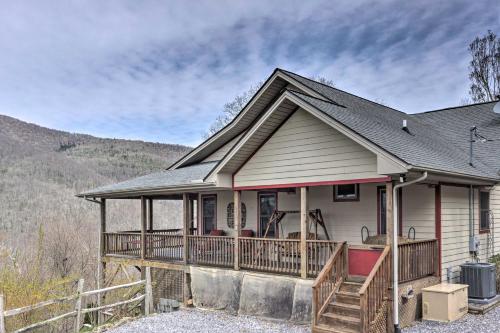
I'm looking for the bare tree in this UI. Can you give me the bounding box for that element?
[468,30,500,103]
[205,75,335,137]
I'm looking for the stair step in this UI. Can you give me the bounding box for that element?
[339,281,363,293]
[335,291,360,305]
[345,275,366,284]
[328,302,361,317]
[313,323,360,333]
[321,312,361,332]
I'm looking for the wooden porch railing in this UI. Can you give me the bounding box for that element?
[145,234,184,261]
[104,232,142,257]
[311,242,347,326]
[359,246,391,333]
[398,239,438,283]
[187,235,234,267]
[306,240,337,277]
[239,237,301,275]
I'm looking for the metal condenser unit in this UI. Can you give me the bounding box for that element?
[460,262,497,299]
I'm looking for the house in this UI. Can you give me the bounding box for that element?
[78,69,500,333]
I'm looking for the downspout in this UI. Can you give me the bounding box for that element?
[469,185,477,258]
[393,171,427,333]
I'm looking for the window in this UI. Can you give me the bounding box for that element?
[201,195,217,234]
[334,184,359,201]
[227,202,246,229]
[480,191,490,233]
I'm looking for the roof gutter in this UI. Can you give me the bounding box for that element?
[392,171,428,333]
[408,165,499,183]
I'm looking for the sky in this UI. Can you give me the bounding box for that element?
[1,1,499,146]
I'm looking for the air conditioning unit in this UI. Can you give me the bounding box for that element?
[460,262,497,299]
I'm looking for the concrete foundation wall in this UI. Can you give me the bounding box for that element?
[189,266,313,323]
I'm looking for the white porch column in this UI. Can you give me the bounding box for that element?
[300,187,309,278]
[234,190,241,270]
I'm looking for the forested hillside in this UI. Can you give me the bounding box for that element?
[0,114,191,294]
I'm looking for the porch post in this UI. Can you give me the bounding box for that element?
[97,198,106,325]
[183,193,190,264]
[141,196,147,260]
[234,190,241,270]
[385,182,394,245]
[300,187,308,278]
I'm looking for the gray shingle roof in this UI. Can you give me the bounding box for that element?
[415,102,500,175]
[78,161,217,197]
[287,87,500,180]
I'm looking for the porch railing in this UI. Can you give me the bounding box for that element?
[145,234,184,261]
[311,242,347,326]
[398,239,438,283]
[104,232,141,257]
[187,235,234,267]
[306,240,337,277]
[359,245,391,333]
[239,237,301,275]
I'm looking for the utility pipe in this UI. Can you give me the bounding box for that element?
[393,171,427,333]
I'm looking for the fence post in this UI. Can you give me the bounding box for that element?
[74,279,85,333]
[144,267,153,315]
[0,295,5,333]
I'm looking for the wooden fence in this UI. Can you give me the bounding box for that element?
[187,235,234,267]
[0,268,153,333]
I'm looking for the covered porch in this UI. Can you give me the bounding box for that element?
[99,180,439,281]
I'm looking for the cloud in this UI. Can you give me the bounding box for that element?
[0,0,498,146]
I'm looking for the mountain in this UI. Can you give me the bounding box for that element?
[0,114,192,235]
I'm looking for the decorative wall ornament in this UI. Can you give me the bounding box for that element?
[227,202,246,229]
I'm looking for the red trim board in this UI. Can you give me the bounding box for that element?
[233,177,391,191]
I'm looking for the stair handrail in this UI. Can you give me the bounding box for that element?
[359,245,391,333]
[311,241,347,326]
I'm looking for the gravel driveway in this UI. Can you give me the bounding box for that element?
[105,308,311,333]
[105,306,500,333]
[403,305,500,333]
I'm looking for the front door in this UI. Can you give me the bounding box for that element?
[258,192,277,237]
[201,195,216,235]
[378,187,387,235]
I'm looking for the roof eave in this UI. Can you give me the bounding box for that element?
[77,182,217,199]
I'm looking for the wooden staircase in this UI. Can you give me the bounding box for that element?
[312,245,391,333]
[314,277,364,333]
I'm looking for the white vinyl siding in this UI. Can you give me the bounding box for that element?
[490,185,500,258]
[440,185,486,282]
[234,109,381,187]
[203,133,243,162]
[401,185,435,240]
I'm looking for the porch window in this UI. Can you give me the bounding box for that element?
[480,191,490,233]
[334,184,359,201]
[201,195,217,235]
